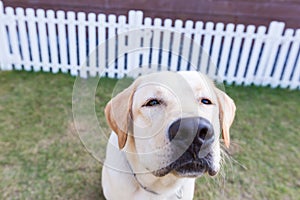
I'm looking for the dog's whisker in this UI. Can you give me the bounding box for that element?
[229,156,248,171]
[218,146,234,189]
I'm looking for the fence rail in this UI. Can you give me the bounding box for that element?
[0,1,299,89]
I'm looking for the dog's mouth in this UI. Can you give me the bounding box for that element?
[152,117,219,178]
[153,153,218,178]
[172,160,208,177]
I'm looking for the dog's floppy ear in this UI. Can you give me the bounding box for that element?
[105,84,135,149]
[215,88,236,148]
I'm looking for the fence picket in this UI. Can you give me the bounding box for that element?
[26,8,40,72]
[209,23,224,79]
[136,11,144,71]
[16,7,31,71]
[88,13,97,77]
[97,14,106,76]
[57,10,68,73]
[255,22,283,85]
[200,22,213,74]
[78,12,87,78]
[0,1,7,70]
[244,26,266,86]
[36,9,50,72]
[67,11,78,76]
[181,20,193,71]
[141,17,152,70]
[161,19,172,70]
[262,22,285,86]
[151,18,162,71]
[47,10,59,73]
[107,14,116,78]
[280,29,300,88]
[270,29,294,88]
[127,11,137,76]
[235,25,255,85]
[116,15,127,78]
[170,20,183,71]
[128,11,143,76]
[136,11,144,70]
[227,24,245,84]
[5,7,20,70]
[290,46,300,89]
[218,23,234,81]
[190,22,203,70]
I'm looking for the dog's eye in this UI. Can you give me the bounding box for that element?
[201,98,212,105]
[143,99,161,107]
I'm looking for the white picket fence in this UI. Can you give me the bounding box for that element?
[0,1,299,89]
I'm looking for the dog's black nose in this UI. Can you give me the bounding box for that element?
[168,117,214,146]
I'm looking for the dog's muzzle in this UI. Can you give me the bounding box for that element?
[153,117,217,177]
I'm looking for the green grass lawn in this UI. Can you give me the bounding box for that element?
[0,71,299,200]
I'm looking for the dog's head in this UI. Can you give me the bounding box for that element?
[105,71,236,178]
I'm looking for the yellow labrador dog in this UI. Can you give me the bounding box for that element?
[102,71,236,200]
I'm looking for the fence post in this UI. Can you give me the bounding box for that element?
[262,22,285,86]
[270,28,294,88]
[0,1,10,70]
[255,21,284,86]
[127,10,143,77]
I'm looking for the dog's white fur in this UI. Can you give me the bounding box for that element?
[102,71,236,200]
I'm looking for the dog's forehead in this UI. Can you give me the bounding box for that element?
[135,71,192,94]
[132,71,216,105]
[178,71,214,91]
[135,71,214,93]
[135,71,213,90]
